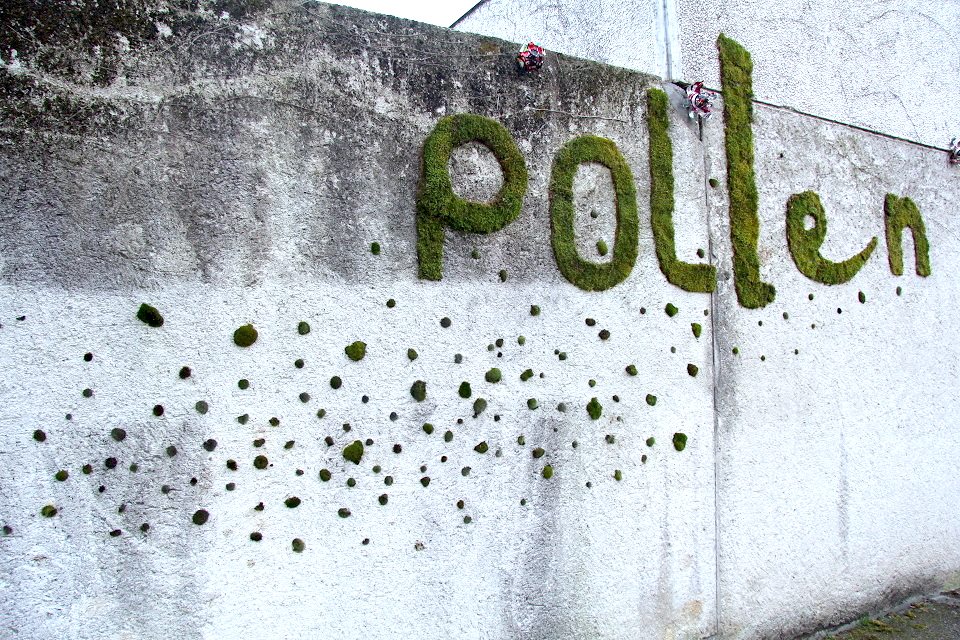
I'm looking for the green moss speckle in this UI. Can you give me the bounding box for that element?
[647,88,717,293]
[885,194,931,277]
[646,437,656,447]
[55,469,68,481]
[233,324,258,347]
[691,323,702,339]
[542,465,554,479]
[709,178,719,188]
[458,381,472,398]
[665,303,678,317]
[410,380,427,402]
[192,509,209,525]
[370,242,381,255]
[474,441,488,454]
[673,432,688,451]
[297,321,311,335]
[379,494,389,506]
[718,34,776,308]
[407,348,418,361]
[473,398,487,418]
[41,504,57,518]
[550,134,638,291]
[269,417,280,427]
[330,376,342,389]
[485,368,502,383]
[340,440,364,465]
[687,363,699,377]
[420,476,431,487]
[587,397,602,420]
[195,400,209,414]
[387,299,396,308]
[646,394,657,406]
[253,455,268,469]
[520,369,534,382]
[294,358,305,369]
[82,388,94,398]
[614,469,623,481]
[526,398,539,410]
[152,404,164,416]
[136,303,164,327]
[292,538,306,552]
[203,438,217,452]
[238,379,249,390]
[284,497,301,508]
[896,286,902,296]
[626,364,638,376]
[110,427,126,442]
[344,341,367,361]
[596,239,609,257]
[33,429,46,442]
[444,430,453,442]
[532,447,545,459]
[422,423,435,435]
[530,305,541,316]
[499,269,508,282]
[858,291,866,304]
[319,469,331,482]
[298,392,310,403]
[237,414,249,424]
[179,366,192,379]
[786,191,877,284]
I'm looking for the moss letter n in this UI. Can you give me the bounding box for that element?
[416,114,528,280]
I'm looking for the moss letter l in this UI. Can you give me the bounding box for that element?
[718,34,776,308]
[416,114,528,281]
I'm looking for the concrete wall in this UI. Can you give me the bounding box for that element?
[0,2,957,639]
[454,0,960,149]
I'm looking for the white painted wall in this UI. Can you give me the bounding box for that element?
[455,0,960,148]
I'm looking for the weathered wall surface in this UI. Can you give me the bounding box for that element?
[455,0,960,149]
[0,2,957,640]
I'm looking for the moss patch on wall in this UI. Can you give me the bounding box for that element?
[673,432,688,451]
[344,341,367,361]
[884,194,931,277]
[417,114,528,280]
[549,135,638,291]
[233,324,258,347]
[786,191,877,284]
[410,380,427,402]
[717,34,776,308]
[343,440,364,465]
[647,88,717,293]
[587,397,602,420]
[136,303,164,327]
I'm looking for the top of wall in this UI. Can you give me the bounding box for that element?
[454,0,960,149]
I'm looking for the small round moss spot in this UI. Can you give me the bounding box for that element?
[203,439,217,452]
[342,440,364,465]
[646,437,656,447]
[192,509,209,525]
[687,363,699,377]
[896,286,902,296]
[645,394,657,406]
[457,381,472,399]
[82,464,92,474]
[226,459,238,471]
[269,417,280,427]
[420,476,431,487]
[732,347,739,355]
[626,364,638,376]
[316,409,326,419]
[517,435,526,446]
[292,538,306,552]
[532,447,545,459]
[665,303,678,317]
[596,239,609,256]
[238,379,249,390]
[344,341,367,361]
[330,376,342,389]
[530,305,541,316]
[407,348,418,361]
[179,366,192,379]
[485,368,502,383]
[691,323,702,339]
[444,430,453,442]
[346,477,356,488]
[195,400,209,415]
[82,388,94,398]
[253,455,268,469]
[237,414,249,425]
[499,269,508,282]
[709,178,719,188]
[370,242,381,255]
[598,329,610,340]
[587,397,602,420]
[439,317,452,329]
[33,429,46,442]
[474,441,489,454]
[54,469,68,481]
[284,496,301,509]
[319,469,331,482]
[250,532,262,542]
[673,432,688,451]
[858,291,866,304]
[233,324,258,347]
[136,303,164,327]
[542,465,554,479]
[472,398,487,418]
[410,380,427,402]
[295,358,305,369]
[386,298,396,308]
[297,321,311,335]
[379,494,389,505]
[526,398,539,410]
[614,469,623,481]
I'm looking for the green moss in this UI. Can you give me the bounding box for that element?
[294,358,305,369]
[717,34,776,308]
[646,394,657,406]
[41,504,57,517]
[786,191,877,284]
[297,321,311,335]
[407,348,418,361]
[458,381,472,398]
[444,430,453,442]
[691,323,703,339]
[499,269,508,282]
[549,135,639,291]
[33,429,46,442]
[227,459,238,471]
[378,493,389,506]
[237,414,249,424]
[238,379,249,390]
[542,465,554,479]
[587,397,602,420]
[485,368,502,383]
[532,447,545,459]
[253,455,268,469]
[474,441,489,454]
[269,417,280,427]
[55,469,68,481]
[517,335,526,345]
[520,369,534,381]
[292,538,306,552]
[422,423,434,435]
[284,440,295,450]
[342,440,364,465]
[472,398,487,418]
[344,341,367,361]
[387,299,396,308]
[647,88,717,293]
[596,239,609,256]
[858,291,866,304]
[526,398,539,410]
[179,366,192,379]
[152,404,164,416]
[605,434,616,444]
[884,194,931,276]
[319,469,331,482]
[646,437,656,447]
[409,380,427,402]
[370,242,381,255]
[732,347,739,355]
[298,392,310,403]
[330,376,342,389]
[203,438,218,452]
[598,329,610,340]
[709,178,719,188]
[530,305,541,316]
[110,427,126,442]
[614,469,622,481]
[665,303,678,317]
[896,286,902,296]
[82,464,92,474]
[192,509,209,525]
[687,363,699,377]
[195,401,209,414]
[420,476,431,487]
[673,432,688,451]
[82,388,94,398]
[233,324,258,347]
[284,496,301,508]
[626,364,638,376]
[136,303,164,327]
[417,114,528,280]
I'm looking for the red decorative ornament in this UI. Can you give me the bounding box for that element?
[517,42,545,73]
[950,138,960,165]
[686,81,716,120]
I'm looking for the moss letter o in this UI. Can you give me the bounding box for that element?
[416,114,528,280]
[549,135,639,291]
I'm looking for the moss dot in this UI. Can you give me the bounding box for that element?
[342,440,364,465]
[440,317,451,328]
[233,324,258,347]
[33,429,46,442]
[378,493,388,505]
[626,364,638,376]
[370,242,381,255]
[165,445,177,457]
[319,469,331,482]
[284,496,301,509]
[410,380,427,402]
[598,329,610,340]
[858,291,866,304]
[485,368,502,383]
[665,303,678,317]
[136,303,164,327]
[526,398,539,410]
[691,323,702,339]
[614,469,623,481]
[82,388,94,398]
[203,439,217,452]
[386,298,396,308]
[253,455,268,469]
[316,409,326,419]
[178,366,191,379]
[499,269,508,282]
[292,538,306,552]
[192,509,209,525]
[54,469,68,481]
[444,430,453,443]
[295,358,305,369]
[596,239,609,256]
[330,376,342,389]
[472,398,487,418]
[542,465,554,479]
[645,394,657,406]
[532,447,545,459]
[673,432,688,451]
[709,178,719,188]
[269,417,280,427]
[474,441,489,454]
[896,286,902,296]
[250,532,262,542]
[587,397,602,420]
[687,363,699,377]
[530,305,540,316]
[420,476,431,487]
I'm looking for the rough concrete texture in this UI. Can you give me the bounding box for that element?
[455,0,960,148]
[0,2,957,640]
[814,593,960,640]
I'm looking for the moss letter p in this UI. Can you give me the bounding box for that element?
[416,114,528,280]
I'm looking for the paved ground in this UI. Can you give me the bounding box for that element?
[818,592,960,640]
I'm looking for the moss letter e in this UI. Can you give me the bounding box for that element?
[884,194,930,277]
[786,191,876,284]
[416,114,528,280]
[717,34,776,308]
